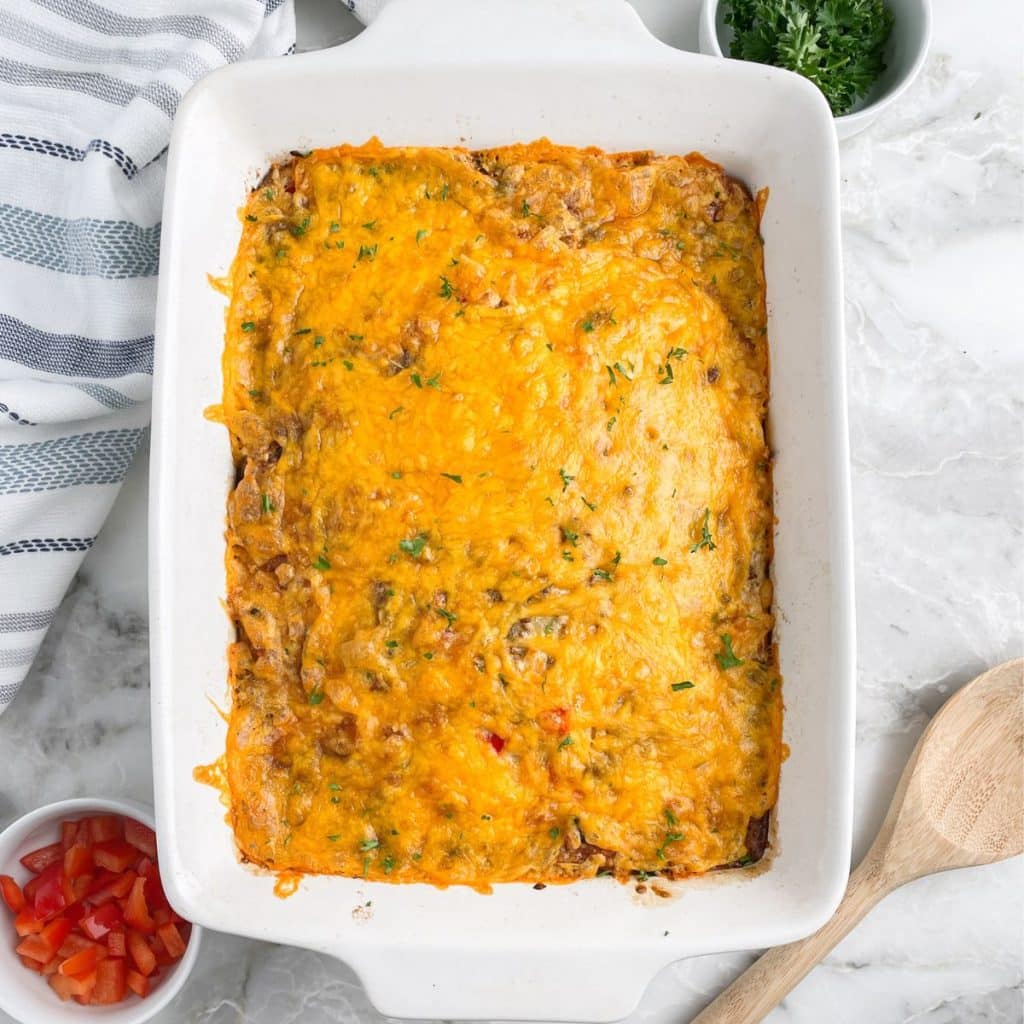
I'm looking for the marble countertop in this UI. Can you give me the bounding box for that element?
[1,0,1021,1021]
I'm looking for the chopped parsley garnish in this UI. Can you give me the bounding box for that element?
[388,406,404,419]
[422,652,434,660]
[329,783,342,791]
[361,220,377,230]
[716,633,744,670]
[562,550,574,562]
[260,494,275,514]
[656,831,685,860]
[690,508,717,553]
[558,735,573,750]
[263,188,275,201]
[329,221,341,233]
[440,473,463,484]
[549,827,560,839]
[240,321,255,332]
[391,471,403,479]
[435,607,457,625]
[426,372,442,389]
[290,215,311,237]
[245,214,258,222]
[349,333,364,341]
[343,359,354,371]
[438,275,454,299]
[665,808,678,826]
[667,346,688,360]
[582,318,596,333]
[399,534,428,558]
[612,551,622,565]
[313,554,331,571]
[294,327,312,335]
[672,680,695,691]
[327,834,340,841]
[592,568,613,582]
[385,640,399,649]
[581,496,597,512]
[313,335,324,347]
[357,243,378,262]
[658,362,674,385]
[276,247,288,259]
[308,689,325,705]
[606,361,632,385]
[652,556,668,566]
[411,373,423,388]
[416,229,428,245]
[606,416,617,431]
[559,467,575,491]
[560,526,579,546]
[359,838,380,852]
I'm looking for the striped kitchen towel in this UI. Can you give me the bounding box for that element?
[0,0,296,710]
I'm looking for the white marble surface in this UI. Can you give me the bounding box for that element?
[1,0,1022,1021]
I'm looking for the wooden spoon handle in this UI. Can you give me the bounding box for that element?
[691,855,889,1024]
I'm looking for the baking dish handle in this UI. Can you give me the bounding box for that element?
[344,945,657,1021]
[341,0,663,63]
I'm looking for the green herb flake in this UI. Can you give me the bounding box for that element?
[658,362,674,385]
[329,221,341,233]
[294,327,312,336]
[313,554,331,571]
[261,494,275,514]
[359,838,380,852]
[327,834,341,842]
[435,607,457,626]
[357,243,378,262]
[441,472,463,484]
[438,275,454,299]
[411,373,423,388]
[422,652,434,661]
[672,680,695,692]
[581,496,597,512]
[561,525,579,546]
[559,468,575,491]
[652,556,668,566]
[308,689,325,705]
[391,471,403,479]
[592,568,613,582]
[240,321,256,332]
[329,782,342,791]
[291,215,311,238]
[399,534,428,558]
[606,416,617,431]
[343,359,354,371]
[388,406,404,420]
[690,508,717,553]
[549,827,560,839]
[716,633,744,670]
[245,214,258,223]
[562,550,574,562]
[349,333,364,341]
[361,220,377,230]
[416,229,428,245]
[612,551,622,565]
[426,373,442,389]
[558,735,573,750]
[385,639,399,649]
[263,188,275,201]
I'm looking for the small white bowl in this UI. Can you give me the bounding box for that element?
[0,798,201,1024]
[699,0,932,139]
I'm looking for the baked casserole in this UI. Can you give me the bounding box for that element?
[220,140,781,888]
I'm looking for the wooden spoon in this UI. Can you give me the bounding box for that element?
[693,658,1024,1024]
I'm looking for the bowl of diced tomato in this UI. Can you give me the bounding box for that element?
[0,798,200,1023]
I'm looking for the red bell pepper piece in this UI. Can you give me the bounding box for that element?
[59,945,101,977]
[123,819,157,860]
[16,936,51,964]
[86,816,122,844]
[107,928,126,958]
[80,902,123,940]
[31,862,67,920]
[92,840,136,873]
[0,874,25,912]
[88,869,135,905]
[14,907,43,936]
[125,967,150,998]
[91,957,126,1004]
[136,857,169,910]
[127,929,157,976]
[123,876,155,934]
[19,841,63,873]
[63,843,92,879]
[157,921,187,959]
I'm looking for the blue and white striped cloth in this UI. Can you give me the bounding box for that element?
[0,0,307,709]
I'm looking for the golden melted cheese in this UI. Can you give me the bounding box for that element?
[221,140,781,888]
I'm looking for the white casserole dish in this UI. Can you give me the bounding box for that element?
[149,1,855,1019]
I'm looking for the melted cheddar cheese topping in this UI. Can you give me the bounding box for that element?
[222,141,780,888]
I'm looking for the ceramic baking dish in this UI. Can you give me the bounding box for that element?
[149,1,855,1019]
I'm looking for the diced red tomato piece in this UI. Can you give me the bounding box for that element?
[136,857,169,910]
[59,945,100,977]
[91,956,126,1004]
[157,921,187,959]
[107,929,126,958]
[19,954,45,972]
[123,819,157,860]
[14,908,43,935]
[58,932,99,959]
[86,816,122,844]
[125,968,150,998]
[80,902,122,940]
[127,929,157,976]
[63,843,92,879]
[88,869,135,905]
[31,862,67,920]
[52,968,97,1001]
[16,933,52,963]
[124,876,155,934]
[92,840,136,873]
[0,874,25,912]
[19,841,63,874]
